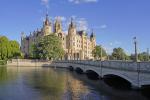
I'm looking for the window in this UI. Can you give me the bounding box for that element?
[73,42,75,46]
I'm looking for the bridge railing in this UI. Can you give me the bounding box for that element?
[139,62,150,72]
[102,61,138,71]
[54,60,150,72]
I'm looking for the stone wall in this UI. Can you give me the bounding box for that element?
[7,59,52,67]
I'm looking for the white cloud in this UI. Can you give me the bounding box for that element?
[93,24,107,30]
[54,16,67,22]
[76,18,89,31]
[100,24,107,29]
[109,41,122,46]
[60,16,90,33]
[114,41,122,45]
[109,42,113,46]
[41,0,49,8]
[69,0,99,4]
[60,16,67,22]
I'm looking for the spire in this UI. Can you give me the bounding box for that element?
[90,29,95,38]
[71,17,73,26]
[44,13,50,26]
[70,17,75,28]
[54,16,62,33]
[55,16,61,24]
[21,32,25,40]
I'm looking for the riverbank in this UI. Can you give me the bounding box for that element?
[7,59,52,67]
[6,59,67,68]
[0,60,7,65]
[6,59,68,68]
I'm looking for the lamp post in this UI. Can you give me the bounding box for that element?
[147,48,149,61]
[133,37,138,62]
[100,45,102,61]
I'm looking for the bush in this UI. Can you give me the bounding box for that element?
[0,60,7,65]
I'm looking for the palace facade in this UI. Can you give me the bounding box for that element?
[21,14,96,60]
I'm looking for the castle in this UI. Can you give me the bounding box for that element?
[21,14,96,60]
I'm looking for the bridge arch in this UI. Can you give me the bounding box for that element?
[68,66,74,71]
[86,70,100,80]
[75,67,84,74]
[103,74,132,89]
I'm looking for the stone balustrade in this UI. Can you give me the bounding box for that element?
[54,60,150,72]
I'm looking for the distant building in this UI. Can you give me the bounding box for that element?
[21,14,96,60]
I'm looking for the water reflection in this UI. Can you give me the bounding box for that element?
[0,66,149,100]
[27,68,66,100]
[0,67,7,83]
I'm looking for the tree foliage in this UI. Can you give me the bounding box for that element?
[138,52,149,61]
[31,34,64,60]
[92,45,107,60]
[130,52,149,61]
[0,36,21,60]
[111,47,129,60]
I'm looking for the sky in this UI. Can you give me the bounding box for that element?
[0,0,150,54]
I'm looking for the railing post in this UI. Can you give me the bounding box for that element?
[137,62,140,88]
[100,61,103,77]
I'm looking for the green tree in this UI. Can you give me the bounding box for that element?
[9,40,21,58]
[0,36,9,60]
[29,43,36,59]
[92,45,107,60]
[0,36,21,60]
[111,47,129,60]
[32,34,64,60]
[138,52,148,61]
[130,52,149,61]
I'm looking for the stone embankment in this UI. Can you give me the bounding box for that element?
[7,59,52,67]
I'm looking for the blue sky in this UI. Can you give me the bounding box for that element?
[0,0,150,54]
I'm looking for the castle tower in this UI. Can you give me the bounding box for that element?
[54,17,62,33]
[21,32,25,41]
[90,29,96,50]
[43,14,52,36]
[68,18,76,36]
[21,32,25,53]
[67,18,77,60]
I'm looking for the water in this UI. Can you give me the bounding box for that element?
[0,66,149,100]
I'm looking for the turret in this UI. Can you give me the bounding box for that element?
[90,29,96,49]
[68,18,76,36]
[90,29,95,40]
[21,32,26,53]
[45,14,50,26]
[21,32,25,41]
[54,17,62,33]
[43,14,52,36]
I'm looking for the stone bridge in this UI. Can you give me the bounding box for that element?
[53,60,150,88]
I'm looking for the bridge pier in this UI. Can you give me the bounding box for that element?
[131,85,141,90]
[68,66,74,71]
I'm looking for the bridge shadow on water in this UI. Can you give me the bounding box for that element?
[86,70,99,80]
[140,85,150,99]
[103,74,131,90]
[68,66,74,71]
[75,67,84,74]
